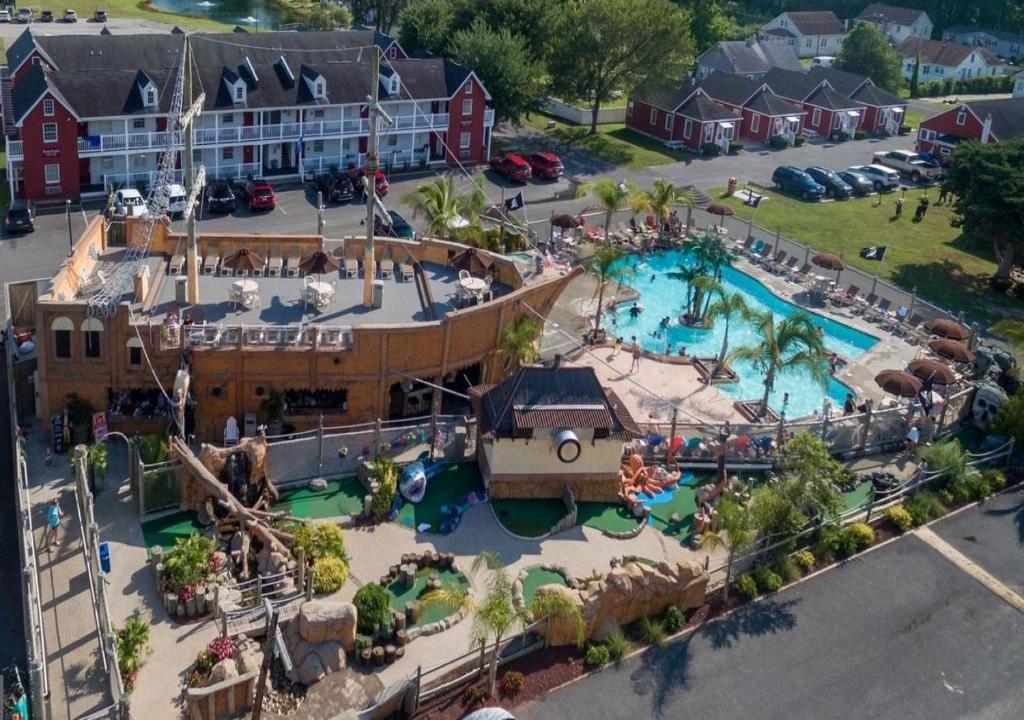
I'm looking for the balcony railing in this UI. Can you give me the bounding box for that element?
[7,139,22,159]
[160,323,354,350]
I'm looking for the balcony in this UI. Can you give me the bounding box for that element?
[7,139,22,160]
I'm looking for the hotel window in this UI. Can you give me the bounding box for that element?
[42,122,58,143]
[82,318,102,358]
[683,119,692,138]
[146,89,156,106]
[133,118,146,130]
[313,140,323,152]
[235,85,244,102]
[389,46,397,59]
[664,114,673,131]
[52,317,73,359]
[101,157,114,169]
[43,98,54,116]
[462,98,473,115]
[223,147,234,160]
[316,82,324,97]
[387,134,398,146]
[313,109,324,118]
[649,107,657,124]
[956,111,966,126]
[44,164,60,185]
[750,114,760,133]
[704,124,713,141]
[465,82,472,95]
[459,132,471,150]
[127,337,143,367]
[223,113,234,124]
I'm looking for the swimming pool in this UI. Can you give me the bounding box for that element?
[610,250,878,418]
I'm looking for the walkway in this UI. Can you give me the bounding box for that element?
[0,352,26,670]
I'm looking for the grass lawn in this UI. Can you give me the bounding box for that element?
[140,510,203,551]
[273,476,365,520]
[521,567,567,605]
[712,186,1015,323]
[57,0,237,31]
[522,112,690,170]
[902,105,931,131]
[395,462,483,532]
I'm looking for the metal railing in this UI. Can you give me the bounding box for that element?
[157,322,354,350]
[8,139,23,158]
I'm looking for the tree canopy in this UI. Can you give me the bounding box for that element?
[943,139,1024,279]
[834,22,903,93]
[396,0,454,56]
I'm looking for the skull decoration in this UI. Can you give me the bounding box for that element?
[972,382,1008,429]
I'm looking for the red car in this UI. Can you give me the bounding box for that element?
[242,180,276,211]
[489,153,532,183]
[349,167,389,197]
[526,151,564,180]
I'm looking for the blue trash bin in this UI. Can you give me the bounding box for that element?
[99,541,111,574]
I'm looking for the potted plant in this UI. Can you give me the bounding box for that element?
[259,390,284,436]
[66,394,94,445]
[88,441,108,492]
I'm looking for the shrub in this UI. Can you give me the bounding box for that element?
[701,142,722,157]
[293,523,348,562]
[138,433,169,464]
[369,455,398,519]
[769,135,788,150]
[834,131,851,142]
[885,505,913,533]
[501,670,525,697]
[584,643,610,668]
[774,554,803,583]
[792,550,816,572]
[464,685,487,708]
[845,522,875,550]
[981,469,1007,493]
[662,605,684,633]
[752,566,783,594]
[817,525,856,560]
[164,532,213,593]
[853,131,866,141]
[115,616,151,692]
[897,124,911,136]
[207,635,236,663]
[728,140,744,154]
[605,629,630,661]
[991,389,1024,448]
[635,617,666,647]
[354,634,373,653]
[312,555,350,594]
[194,649,215,674]
[905,491,947,526]
[734,573,758,600]
[794,135,806,147]
[353,584,394,638]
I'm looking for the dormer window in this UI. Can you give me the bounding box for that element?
[235,85,244,102]
[388,75,400,94]
[147,89,156,106]
[301,67,326,100]
[138,77,158,109]
[316,81,324,97]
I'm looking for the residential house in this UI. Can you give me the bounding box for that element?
[895,38,1007,82]
[807,66,907,134]
[760,11,848,59]
[626,81,741,153]
[695,38,803,80]
[3,28,495,201]
[916,97,1024,158]
[761,67,862,138]
[942,27,1024,61]
[696,72,805,145]
[855,4,932,44]
[1014,70,1024,98]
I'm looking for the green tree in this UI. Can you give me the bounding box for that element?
[305,3,352,30]
[728,310,828,418]
[990,388,1024,448]
[589,245,634,335]
[528,591,585,646]
[576,178,645,243]
[448,20,547,124]
[747,480,808,539]
[451,0,559,59]
[699,494,755,601]
[549,0,695,134]
[943,139,1024,279]
[705,290,750,376]
[351,0,407,32]
[635,179,695,238]
[667,263,707,320]
[401,174,486,238]
[776,432,845,524]
[991,319,1024,356]
[834,22,903,93]
[682,0,734,52]
[909,53,921,99]
[396,0,454,55]
[501,316,542,369]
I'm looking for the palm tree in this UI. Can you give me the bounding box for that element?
[637,179,695,237]
[728,310,828,418]
[589,245,634,335]
[699,495,756,601]
[528,590,585,648]
[421,552,530,698]
[705,291,750,376]
[402,174,487,238]
[667,263,707,321]
[576,178,644,242]
[690,231,733,280]
[501,316,542,370]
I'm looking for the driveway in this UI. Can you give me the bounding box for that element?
[518,492,1024,720]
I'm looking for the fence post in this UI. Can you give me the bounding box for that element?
[29,659,46,720]
[316,414,324,478]
[858,404,873,453]
[296,548,306,591]
[256,574,263,604]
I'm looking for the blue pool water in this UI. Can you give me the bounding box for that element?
[609,251,879,418]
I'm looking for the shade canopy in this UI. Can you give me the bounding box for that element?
[929,339,976,364]
[551,213,582,229]
[923,318,970,341]
[811,253,845,271]
[451,247,495,276]
[907,359,956,385]
[298,250,340,276]
[221,248,265,273]
[705,202,734,217]
[875,370,923,398]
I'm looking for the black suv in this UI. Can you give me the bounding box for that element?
[805,166,854,199]
[5,200,35,234]
[315,172,353,203]
[771,165,826,200]
[205,181,236,213]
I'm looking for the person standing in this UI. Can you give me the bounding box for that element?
[894,197,904,219]
[43,496,63,550]
[612,336,622,357]
[629,336,641,374]
[937,186,948,205]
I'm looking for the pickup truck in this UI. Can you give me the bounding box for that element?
[871,150,943,183]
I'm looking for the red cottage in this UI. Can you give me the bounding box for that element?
[762,68,862,139]
[808,66,907,134]
[696,71,806,145]
[916,97,1024,158]
[626,82,741,153]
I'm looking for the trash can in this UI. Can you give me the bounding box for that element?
[99,542,111,574]
[727,177,737,195]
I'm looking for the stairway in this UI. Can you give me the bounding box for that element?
[1,66,15,137]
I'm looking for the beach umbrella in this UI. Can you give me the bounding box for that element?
[907,359,956,385]
[875,370,923,398]
[551,213,582,229]
[299,250,340,276]
[705,202,734,228]
[929,339,976,364]
[923,318,970,341]
[451,247,495,277]
[221,248,265,274]
[811,253,844,271]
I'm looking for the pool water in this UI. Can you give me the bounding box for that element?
[611,251,878,418]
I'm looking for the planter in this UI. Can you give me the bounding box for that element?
[186,595,198,617]
[196,593,207,615]
[204,592,216,615]
[164,592,178,614]
[176,602,186,617]
[371,646,385,666]
[360,648,373,665]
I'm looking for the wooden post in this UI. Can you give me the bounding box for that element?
[251,604,279,720]
[296,547,306,590]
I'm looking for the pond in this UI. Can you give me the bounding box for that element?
[147,0,282,28]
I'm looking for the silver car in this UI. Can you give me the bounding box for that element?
[847,164,900,192]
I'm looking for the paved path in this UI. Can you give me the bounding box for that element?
[916,526,1024,614]
[517,492,1024,720]
[0,349,26,671]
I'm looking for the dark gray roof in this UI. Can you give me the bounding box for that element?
[746,89,806,117]
[11,61,48,122]
[697,71,762,106]
[896,37,1003,66]
[698,39,802,76]
[944,27,1024,44]
[782,11,845,36]
[856,3,928,26]
[677,91,742,122]
[964,97,1024,140]
[807,66,869,96]
[632,80,697,111]
[763,67,822,101]
[6,28,40,70]
[851,83,903,108]
[805,84,860,111]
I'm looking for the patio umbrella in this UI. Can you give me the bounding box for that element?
[923,318,970,341]
[811,253,844,272]
[705,202,734,227]
[551,213,581,229]
[221,248,265,274]
[298,250,340,276]
[874,370,922,398]
[929,339,976,364]
[451,247,495,277]
[907,358,956,386]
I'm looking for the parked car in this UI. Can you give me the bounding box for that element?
[804,166,853,199]
[114,188,148,217]
[40,10,54,22]
[0,9,10,22]
[526,151,564,180]
[771,165,825,200]
[205,181,236,213]
[315,173,353,204]
[811,55,835,68]
[847,164,900,191]
[374,210,416,240]
[836,170,874,196]
[489,153,532,183]
[348,166,388,197]
[241,179,276,211]
[93,9,107,21]
[165,183,188,217]
[462,709,516,720]
[5,200,35,234]
[16,7,32,22]
[63,8,77,21]
[872,149,943,183]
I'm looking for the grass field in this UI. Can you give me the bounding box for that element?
[522,113,690,170]
[273,476,365,520]
[713,186,1014,323]
[38,1,238,31]
[395,463,483,532]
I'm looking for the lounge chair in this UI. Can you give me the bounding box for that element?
[768,251,787,274]
[168,245,185,274]
[398,259,414,282]
[868,298,892,322]
[745,239,764,259]
[831,284,860,307]
[202,243,220,275]
[732,236,754,255]
[882,305,908,332]
[267,246,283,277]
[344,257,359,278]
[219,245,236,276]
[780,256,799,278]
[752,244,773,265]
[379,257,394,280]
[251,244,268,277]
[792,263,812,284]
[285,247,301,277]
[853,293,878,316]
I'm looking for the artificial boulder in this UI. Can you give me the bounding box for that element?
[208,658,239,685]
[284,600,358,685]
[308,477,328,492]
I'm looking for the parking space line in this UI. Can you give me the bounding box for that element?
[916,526,1024,615]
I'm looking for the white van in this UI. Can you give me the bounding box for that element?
[811,56,835,68]
[114,188,148,217]
[165,184,188,217]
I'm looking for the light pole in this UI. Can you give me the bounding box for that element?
[66,198,73,255]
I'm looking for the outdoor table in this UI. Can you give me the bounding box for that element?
[307,280,334,308]
[459,276,487,294]
[232,278,258,295]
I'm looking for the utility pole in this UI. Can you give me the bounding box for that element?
[180,35,207,305]
[65,198,73,255]
[363,47,380,307]
[316,190,324,236]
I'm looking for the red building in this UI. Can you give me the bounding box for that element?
[626,82,741,153]
[916,97,1024,158]
[3,28,495,201]
[762,68,864,138]
[696,71,806,145]
[807,66,907,134]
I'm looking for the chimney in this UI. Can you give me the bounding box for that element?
[981,113,992,143]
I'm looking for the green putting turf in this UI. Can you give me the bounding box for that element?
[140,511,203,550]
[491,498,568,537]
[645,485,699,539]
[396,463,484,532]
[387,566,468,628]
[273,477,365,520]
[521,567,568,605]
[577,503,642,534]
[841,480,874,512]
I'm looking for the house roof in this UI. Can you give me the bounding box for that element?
[961,97,1024,140]
[896,37,1004,67]
[697,71,762,107]
[473,366,641,440]
[677,91,742,122]
[851,83,903,108]
[782,11,845,36]
[856,3,929,27]
[944,26,1024,45]
[805,84,861,111]
[631,80,697,112]
[698,39,803,76]
[807,66,869,96]
[746,89,806,117]
[762,67,823,101]
[764,27,796,38]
